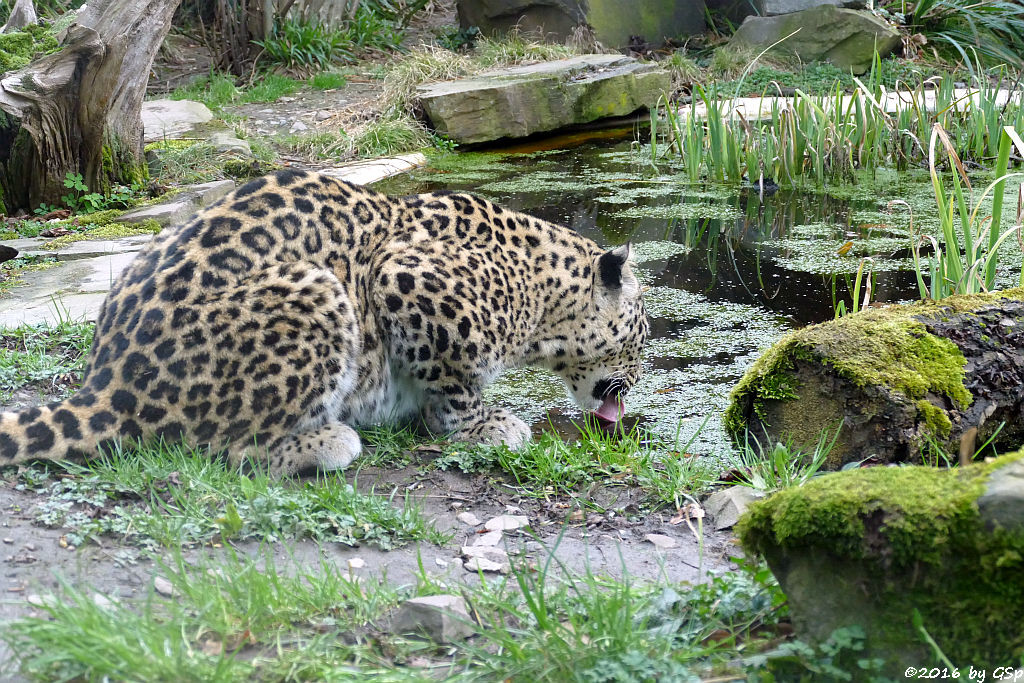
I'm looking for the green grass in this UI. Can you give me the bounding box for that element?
[169,73,299,110]
[0,320,93,401]
[274,130,354,161]
[308,71,348,90]
[242,73,300,103]
[10,441,450,550]
[0,538,818,681]
[2,547,411,681]
[170,73,241,111]
[436,419,715,509]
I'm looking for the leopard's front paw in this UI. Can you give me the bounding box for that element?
[451,406,532,449]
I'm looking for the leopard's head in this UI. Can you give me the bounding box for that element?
[551,244,649,421]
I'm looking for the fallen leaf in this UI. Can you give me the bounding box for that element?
[654,387,677,394]
[836,240,854,256]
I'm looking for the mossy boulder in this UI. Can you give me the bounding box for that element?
[725,289,1024,468]
[416,55,669,145]
[738,453,1024,671]
[729,6,900,74]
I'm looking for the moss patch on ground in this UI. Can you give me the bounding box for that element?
[42,221,162,249]
[723,290,1024,437]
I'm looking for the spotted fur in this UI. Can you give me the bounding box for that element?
[0,170,648,475]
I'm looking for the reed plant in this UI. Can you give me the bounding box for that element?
[905,124,1024,300]
[653,54,1024,188]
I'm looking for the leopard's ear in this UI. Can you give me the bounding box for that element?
[597,243,631,290]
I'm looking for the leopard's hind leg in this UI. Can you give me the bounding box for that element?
[140,262,364,476]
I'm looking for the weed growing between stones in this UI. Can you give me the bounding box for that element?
[722,427,841,494]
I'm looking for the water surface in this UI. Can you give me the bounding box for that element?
[375,132,1017,458]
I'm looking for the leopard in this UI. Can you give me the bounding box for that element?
[0,169,649,476]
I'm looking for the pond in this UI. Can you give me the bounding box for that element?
[375,130,1022,461]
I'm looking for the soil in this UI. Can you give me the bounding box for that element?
[0,451,738,671]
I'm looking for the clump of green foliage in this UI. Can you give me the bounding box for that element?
[0,24,57,73]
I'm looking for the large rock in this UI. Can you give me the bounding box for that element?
[141,99,214,142]
[456,0,706,50]
[738,453,1024,673]
[416,54,669,145]
[725,289,1024,469]
[756,0,865,16]
[391,595,475,643]
[729,6,901,74]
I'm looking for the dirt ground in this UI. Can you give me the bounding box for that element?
[0,456,739,674]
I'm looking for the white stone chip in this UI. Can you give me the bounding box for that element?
[485,514,529,531]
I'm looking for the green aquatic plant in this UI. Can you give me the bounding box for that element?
[652,54,1024,189]
[906,124,1024,300]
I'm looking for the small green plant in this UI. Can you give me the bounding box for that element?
[437,25,481,51]
[57,173,145,214]
[60,173,105,213]
[241,72,299,102]
[308,71,347,90]
[831,257,874,318]
[169,73,241,110]
[906,124,1024,300]
[254,19,353,73]
[724,427,840,493]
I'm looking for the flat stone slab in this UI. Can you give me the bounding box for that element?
[679,88,1024,122]
[120,180,236,227]
[0,243,147,327]
[416,54,669,144]
[321,153,427,185]
[142,99,214,142]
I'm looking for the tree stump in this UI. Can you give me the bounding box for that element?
[0,0,181,213]
[725,289,1024,468]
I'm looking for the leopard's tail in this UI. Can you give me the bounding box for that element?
[0,391,126,466]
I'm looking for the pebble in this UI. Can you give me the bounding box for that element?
[153,576,175,597]
[456,512,481,526]
[473,530,503,546]
[645,533,678,549]
[485,514,529,531]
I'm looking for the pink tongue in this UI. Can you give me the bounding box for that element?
[592,397,625,423]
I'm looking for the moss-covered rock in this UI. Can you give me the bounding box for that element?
[725,289,1024,467]
[738,452,1024,670]
[416,55,669,145]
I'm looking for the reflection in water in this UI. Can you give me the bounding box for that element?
[375,137,929,459]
